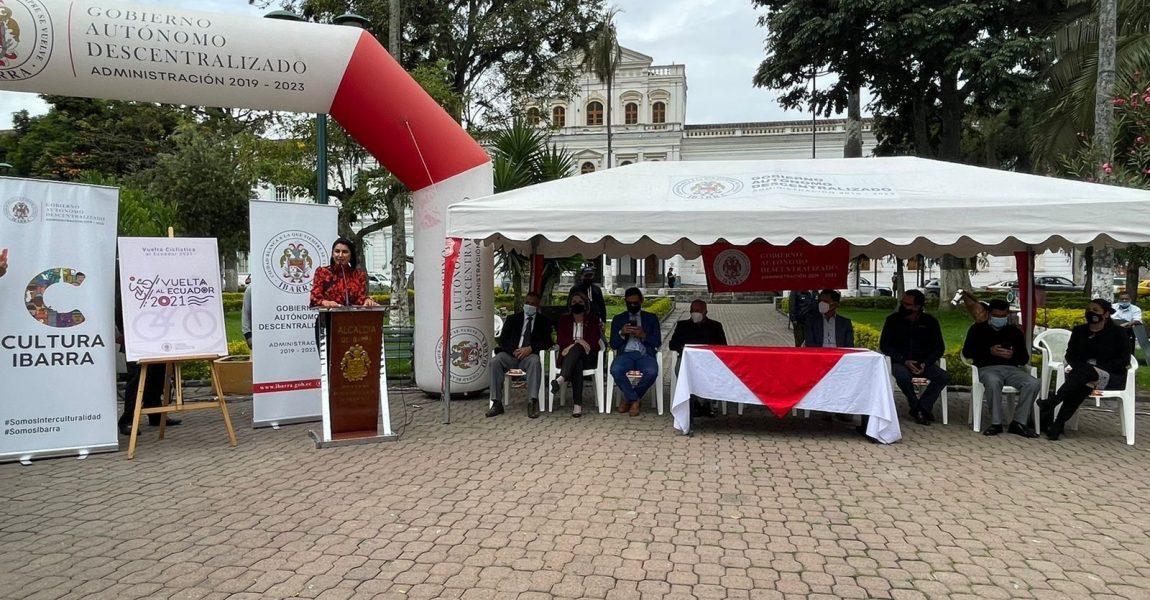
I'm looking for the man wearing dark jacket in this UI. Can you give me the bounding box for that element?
[880,289,949,425]
[488,291,553,419]
[568,266,607,324]
[962,299,1040,437]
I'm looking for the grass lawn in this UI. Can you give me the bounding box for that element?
[839,307,1150,390]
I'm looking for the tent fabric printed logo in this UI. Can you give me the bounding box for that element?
[5,196,37,223]
[712,249,752,286]
[0,0,52,81]
[262,230,325,295]
[672,176,745,200]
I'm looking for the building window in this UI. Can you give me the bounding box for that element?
[620,161,633,166]
[526,107,540,125]
[275,186,291,202]
[552,106,565,128]
[586,101,603,126]
[581,162,596,174]
[651,101,666,124]
[624,102,638,125]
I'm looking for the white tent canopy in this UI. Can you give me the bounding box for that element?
[446,157,1150,259]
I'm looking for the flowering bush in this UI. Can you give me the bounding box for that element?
[1063,75,1150,188]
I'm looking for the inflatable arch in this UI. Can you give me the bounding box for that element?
[0,0,493,393]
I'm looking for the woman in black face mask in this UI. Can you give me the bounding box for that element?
[551,290,603,417]
[1038,298,1132,440]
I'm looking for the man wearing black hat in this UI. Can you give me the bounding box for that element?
[961,299,1040,437]
[569,265,607,324]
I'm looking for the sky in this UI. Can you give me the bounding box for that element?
[0,0,815,128]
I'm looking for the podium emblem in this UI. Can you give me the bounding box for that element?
[340,344,372,382]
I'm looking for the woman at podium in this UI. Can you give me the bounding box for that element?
[310,238,380,308]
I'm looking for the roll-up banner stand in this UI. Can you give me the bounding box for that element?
[0,178,119,463]
[249,201,338,427]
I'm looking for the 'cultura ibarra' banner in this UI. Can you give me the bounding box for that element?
[0,177,119,462]
[702,240,850,293]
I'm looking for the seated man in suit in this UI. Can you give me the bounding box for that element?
[609,287,662,416]
[668,299,728,417]
[488,290,553,419]
[804,289,854,349]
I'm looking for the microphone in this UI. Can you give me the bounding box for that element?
[341,264,351,307]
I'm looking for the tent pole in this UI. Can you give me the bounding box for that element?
[1027,247,1036,350]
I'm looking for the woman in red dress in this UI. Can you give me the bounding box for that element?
[310,238,379,308]
[551,290,603,417]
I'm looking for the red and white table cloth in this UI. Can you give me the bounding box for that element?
[672,345,901,444]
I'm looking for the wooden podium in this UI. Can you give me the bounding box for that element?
[308,307,396,448]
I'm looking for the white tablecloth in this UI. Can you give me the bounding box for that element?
[671,346,901,444]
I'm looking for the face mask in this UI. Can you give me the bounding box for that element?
[570,303,586,315]
[1084,310,1104,324]
[626,302,642,314]
[818,301,831,315]
[690,312,704,323]
[988,316,1008,329]
[898,305,914,317]
[1119,302,1130,309]
[582,277,594,286]
[523,305,537,317]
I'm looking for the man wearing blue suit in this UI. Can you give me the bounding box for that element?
[804,289,855,349]
[610,287,661,416]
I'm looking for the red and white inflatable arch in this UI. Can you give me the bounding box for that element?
[0,0,493,393]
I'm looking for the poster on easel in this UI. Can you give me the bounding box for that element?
[249,201,338,427]
[118,237,228,362]
[0,178,119,463]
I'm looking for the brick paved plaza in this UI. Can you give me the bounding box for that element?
[3,304,1149,600]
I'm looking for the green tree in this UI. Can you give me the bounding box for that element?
[584,8,622,168]
[487,119,580,306]
[139,124,257,292]
[78,172,180,238]
[279,0,603,123]
[2,96,188,180]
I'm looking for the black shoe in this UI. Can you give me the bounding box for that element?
[983,424,1003,436]
[1046,422,1064,441]
[908,407,921,422]
[485,401,504,418]
[921,410,936,424]
[550,379,561,398]
[148,418,181,427]
[528,400,540,419]
[118,423,133,436]
[855,425,879,443]
[1008,421,1039,439]
[913,412,932,426]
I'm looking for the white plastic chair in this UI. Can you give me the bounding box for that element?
[962,352,1038,433]
[1064,355,1138,445]
[547,340,606,413]
[1034,328,1072,402]
[607,348,665,415]
[493,314,504,338]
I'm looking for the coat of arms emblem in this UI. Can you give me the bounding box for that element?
[340,344,372,382]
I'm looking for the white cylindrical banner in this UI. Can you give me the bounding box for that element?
[249,201,337,426]
[414,164,494,393]
[0,178,119,462]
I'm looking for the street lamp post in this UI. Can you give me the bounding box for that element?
[263,12,369,205]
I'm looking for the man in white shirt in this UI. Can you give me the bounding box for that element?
[1113,291,1149,363]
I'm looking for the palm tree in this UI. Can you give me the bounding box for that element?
[488,119,582,306]
[1032,0,1150,169]
[584,8,622,169]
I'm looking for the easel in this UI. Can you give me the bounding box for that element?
[124,227,238,459]
[126,355,237,459]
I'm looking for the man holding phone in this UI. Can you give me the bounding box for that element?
[880,290,949,425]
[961,299,1040,437]
[609,287,661,416]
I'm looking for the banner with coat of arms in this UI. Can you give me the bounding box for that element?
[701,240,850,293]
[249,201,338,427]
